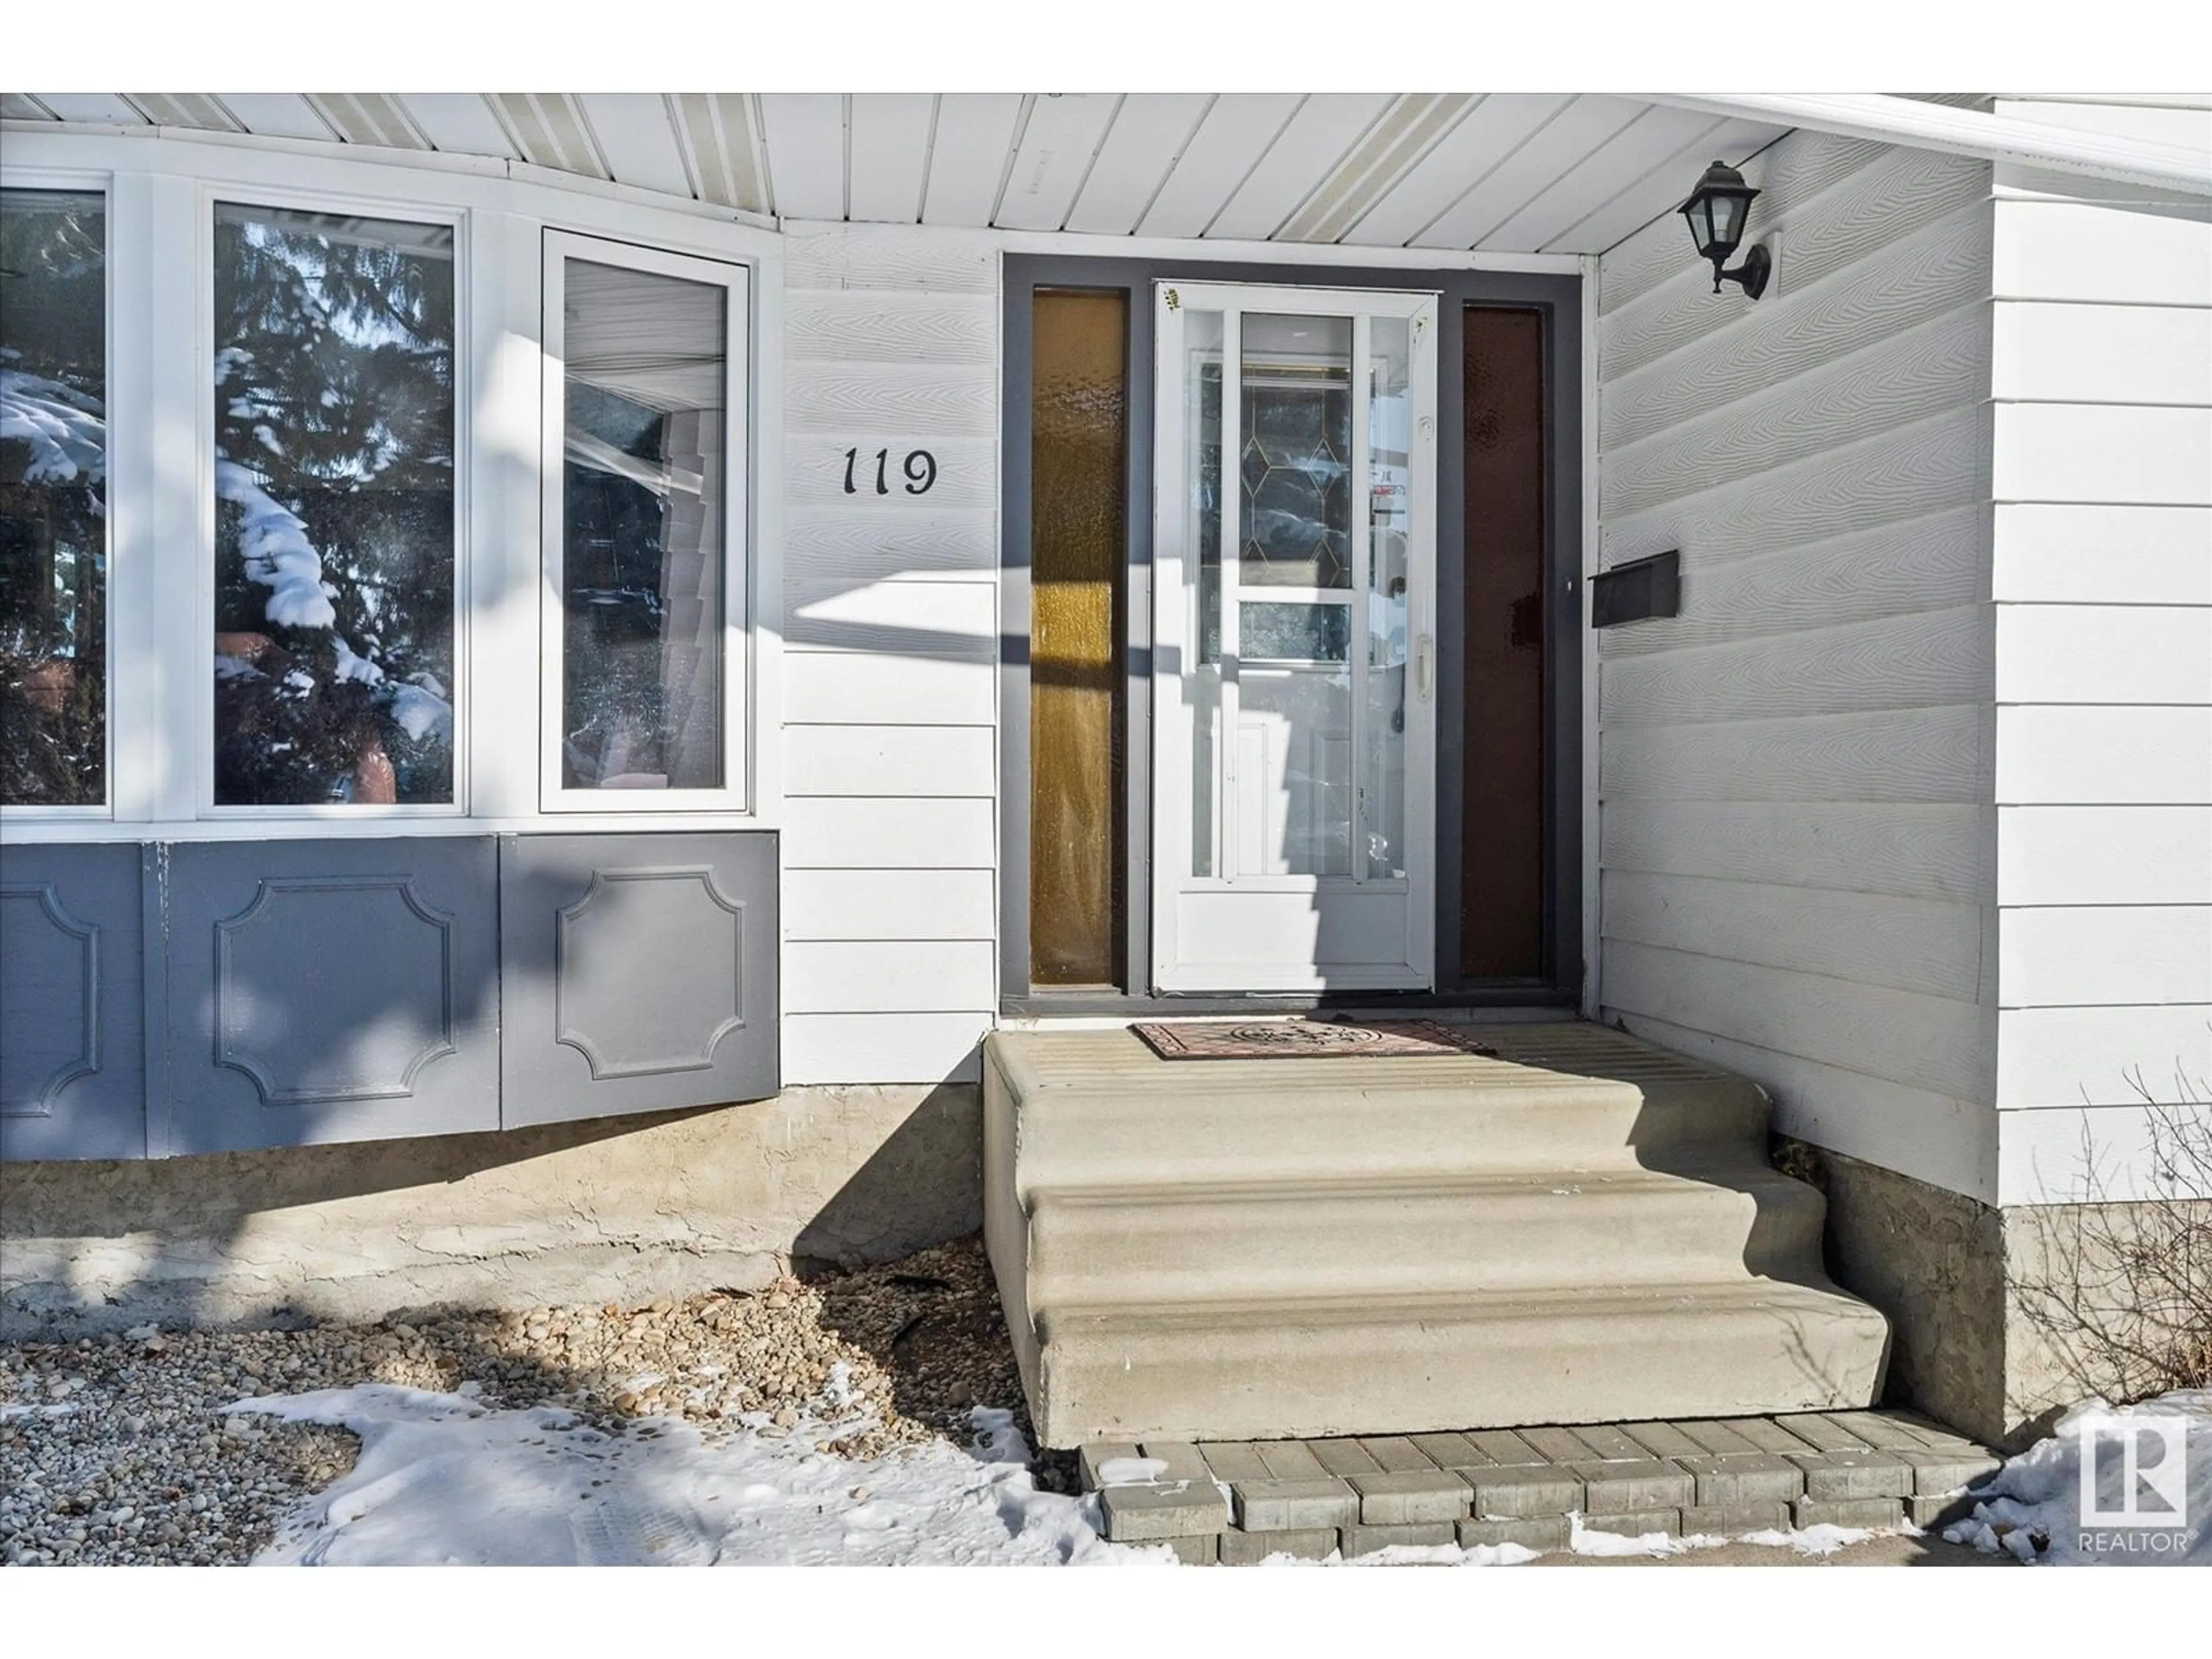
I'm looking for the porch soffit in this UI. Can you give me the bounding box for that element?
[3,93,1793,256]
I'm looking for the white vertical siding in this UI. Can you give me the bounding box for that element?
[1987,99,2212,1203]
[779,224,1001,1084]
[1593,132,1999,1202]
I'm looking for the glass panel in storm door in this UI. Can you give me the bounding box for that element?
[1364,315,1412,878]
[1236,313,1353,877]
[1184,310,1223,879]
[1240,314,1351,589]
[560,259,728,791]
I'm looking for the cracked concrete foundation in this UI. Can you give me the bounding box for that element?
[1,1084,980,1338]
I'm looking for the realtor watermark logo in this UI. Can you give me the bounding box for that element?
[2078,1416,2196,1556]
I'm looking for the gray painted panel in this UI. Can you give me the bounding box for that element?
[0,844,146,1161]
[160,839,499,1155]
[500,832,778,1127]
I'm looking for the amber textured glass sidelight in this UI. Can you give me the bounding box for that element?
[1029,290,1128,987]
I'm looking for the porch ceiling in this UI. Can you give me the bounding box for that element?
[2,93,1793,255]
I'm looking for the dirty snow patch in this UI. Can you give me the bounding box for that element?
[1940,1390,2210,1566]
[225,1385,1165,1567]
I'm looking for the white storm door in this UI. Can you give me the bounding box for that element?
[1151,282,1438,993]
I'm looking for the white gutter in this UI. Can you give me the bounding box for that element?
[1642,93,2212,198]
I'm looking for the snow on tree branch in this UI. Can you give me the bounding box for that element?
[0,364,107,492]
[214,459,340,631]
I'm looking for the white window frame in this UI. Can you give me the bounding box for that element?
[195,181,472,822]
[540,230,751,815]
[0,166,117,823]
[0,127,783,845]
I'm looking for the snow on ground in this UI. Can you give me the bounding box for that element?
[230,1384,1158,1567]
[225,1382,2212,1567]
[1940,1391,2210,1566]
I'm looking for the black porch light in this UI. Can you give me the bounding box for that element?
[1679,160,1771,300]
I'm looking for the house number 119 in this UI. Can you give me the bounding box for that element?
[843,447,937,495]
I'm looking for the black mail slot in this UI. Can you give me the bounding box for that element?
[1591,549,1681,628]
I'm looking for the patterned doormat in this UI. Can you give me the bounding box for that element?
[1131,1018,1498,1061]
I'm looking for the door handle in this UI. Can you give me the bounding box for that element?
[1415,634,1434,701]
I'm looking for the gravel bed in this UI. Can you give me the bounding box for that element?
[1,1233,1058,1567]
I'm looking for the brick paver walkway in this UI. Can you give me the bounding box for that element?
[1078,1408,2003,1564]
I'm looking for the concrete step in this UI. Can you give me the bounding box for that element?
[988,1024,1770,1192]
[983,1022,1893,1449]
[1030,1280,1894,1448]
[1024,1163,1830,1306]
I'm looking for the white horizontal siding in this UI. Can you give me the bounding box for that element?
[785,651,997,726]
[784,290,997,364]
[785,362,999,437]
[1995,606,2212,705]
[1596,506,1986,660]
[1993,404,2212,505]
[780,797,996,870]
[1998,907,2212,1007]
[1993,200,2212,305]
[783,869,996,941]
[1997,1007,2212,1111]
[1999,1103,2212,1204]
[783,941,998,1014]
[1603,941,1987,1105]
[1995,706,2212,804]
[1991,303,2212,407]
[1604,870,1986,1002]
[1991,505,2212,606]
[1594,131,1998,1197]
[783,1014,988,1085]
[783,726,994,798]
[784,578,997,656]
[1603,800,1989,904]
[1601,606,1991,728]
[1998,808,2212,906]
[782,509,997,582]
[1987,117,2212,1204]
[778,225,1003,1083]
[1601,705,1987,805]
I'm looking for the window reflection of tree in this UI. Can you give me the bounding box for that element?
[0,190,108,806]
[208,206,456,808]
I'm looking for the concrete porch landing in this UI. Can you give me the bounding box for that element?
[1079,1408,2005,1563]
[984,1021,1892,1450]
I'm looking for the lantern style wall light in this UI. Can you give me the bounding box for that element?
[1680,160,1771,299]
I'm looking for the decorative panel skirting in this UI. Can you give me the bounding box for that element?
[0,846,145,1160]
[0,832,779,1161]
[160,840,501,1156]
[502,835,778,1127]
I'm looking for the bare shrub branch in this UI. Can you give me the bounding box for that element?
[2010,1058,2211,1404]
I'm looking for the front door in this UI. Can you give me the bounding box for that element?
[1150,282,1439,993]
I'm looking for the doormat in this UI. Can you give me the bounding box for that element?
[1131,1018,1498,1061]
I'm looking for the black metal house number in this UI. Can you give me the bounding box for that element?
[843,447,937,496]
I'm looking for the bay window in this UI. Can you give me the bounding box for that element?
[0,134,774,836]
